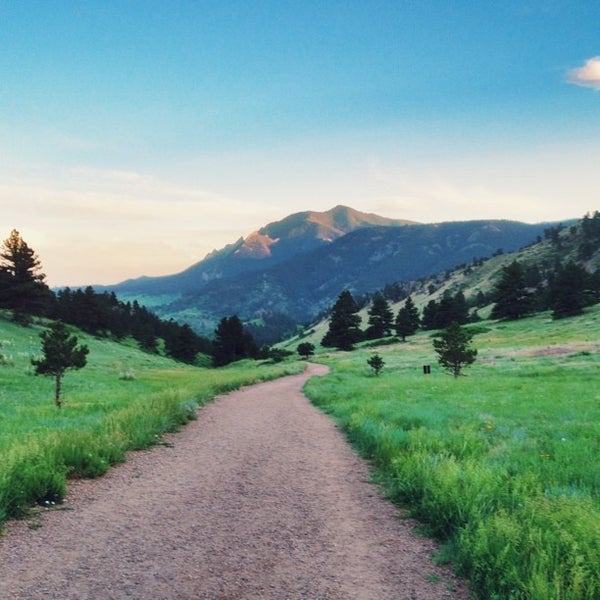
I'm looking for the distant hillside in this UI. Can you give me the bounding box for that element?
[101,207,565,340]
[282,212,600,350]
[384,213,600,322]
[109,205,416,296]
[169,219,555,324]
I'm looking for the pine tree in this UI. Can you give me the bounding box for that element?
[491,260,532,320]
[31,321,89,408]
[322,290,362,350]
[395,295,420,341]
[548,262,590,319]
[367,353,385,376]
[421,299,440,330]
[433,321,477,378]
[0,229,51,323]
[165,323,200,363]
[365,293,394,339]
[212,315,258,366]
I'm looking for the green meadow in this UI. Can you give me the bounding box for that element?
[2,308,599,599]
[0,315,303,523]
[304,307,600,600]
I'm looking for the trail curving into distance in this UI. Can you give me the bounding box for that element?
[0,363,469,599]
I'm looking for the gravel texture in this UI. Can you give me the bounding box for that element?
[0,363,470,599]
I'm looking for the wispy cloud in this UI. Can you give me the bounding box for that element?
[567,56,600,90]
[365,159,555,224]
[0,165,292,286]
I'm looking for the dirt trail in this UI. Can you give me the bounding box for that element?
[0,363,469,599]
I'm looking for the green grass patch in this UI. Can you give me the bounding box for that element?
[304,306,600,600]
[0,317,303,522]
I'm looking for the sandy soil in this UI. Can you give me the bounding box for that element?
[0,363,470,599]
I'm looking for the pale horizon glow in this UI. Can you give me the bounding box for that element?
[2,2,599,287]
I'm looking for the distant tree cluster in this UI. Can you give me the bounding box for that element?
[421,290,469,330]
[322,290,424,350]
[490,257,599,321]
[244,312,298,347]
[0,230,212,364]
[0,230,273,369]
[578,210,600,260]
[48,287,212,363]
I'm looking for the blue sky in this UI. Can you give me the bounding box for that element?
[2,1,599,286]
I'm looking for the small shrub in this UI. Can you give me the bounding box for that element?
[118,369,136,381]
[367,353,385,376]
[297,342,315,359]
[0,352,14,366]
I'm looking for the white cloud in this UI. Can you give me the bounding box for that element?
[567,56,600,90]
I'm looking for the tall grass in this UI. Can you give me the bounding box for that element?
[305,307,600,600]
[0,317,303,522]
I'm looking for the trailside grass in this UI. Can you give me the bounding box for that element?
[0,316,304,523]
[304,307,600,600]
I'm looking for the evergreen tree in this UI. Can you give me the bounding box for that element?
[548,262,590,319]
[437,290,456,327]
[395,296,420,341]
[165,323,200,363]
[474,290,488,308]
[581,210,600,239]
[437,290,469,327]
[367,353,385,376]
[421,299,439,330]
[31,321,89,408]
[322,290,362,350]
[136,324,160,354]
[491,260,532,320]
[421,291,469,330]
[0,229,51,323]
[433,321,477,378]
[450,291,469,323]
[212,315,258,366]
[365,293,394,339]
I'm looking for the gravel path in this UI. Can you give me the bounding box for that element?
[0,363,469,599]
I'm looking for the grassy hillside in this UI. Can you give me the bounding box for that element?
[0,315,304,523]
[303,306,600,600]
[407,216,599,317]
[285,214,598,349]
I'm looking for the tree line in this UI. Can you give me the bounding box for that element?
[0,229,255,366]
[322,288,472,351]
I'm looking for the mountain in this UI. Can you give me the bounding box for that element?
[101,206,567,339]
[111,205,416,296]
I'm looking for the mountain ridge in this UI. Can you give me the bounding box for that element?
[109,205,416,295]
[97,206,569,338]
[166,219,557,325]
